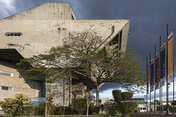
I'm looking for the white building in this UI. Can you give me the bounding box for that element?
[0,2,130,110]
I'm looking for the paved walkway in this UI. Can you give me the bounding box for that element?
[130,113,176,117]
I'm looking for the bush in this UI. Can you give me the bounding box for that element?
[119,102,137,117]
[169,105,176,112]
[22,106,34,115]
[34,106,45,115]
[49,106,58,115]
[104,100,117,117]
[92,106,100,114]
[0,98,19,117]
[121,92,133,101]
[87,106,100,114]
[112,90,122,104]
[72,98,87,115]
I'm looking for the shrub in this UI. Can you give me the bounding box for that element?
[0,98,19,117]
[15,93,30,115]
[87,106,100,114]
[121,92,133,101]
[35,106,45,115]
[104,100,117,117]
[49,106,58,115]
[72,98,87,115]
[112,90,122,105]
[119,102,137,117]
[169,105,176,112]
[92,106,100,114]
[22,106,34,116]
[65,106,76,115]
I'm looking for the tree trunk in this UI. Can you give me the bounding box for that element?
[45,102,47,117]
[96,84,99,106]
[86,96,89,117]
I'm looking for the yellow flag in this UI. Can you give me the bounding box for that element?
[168,31,174,83]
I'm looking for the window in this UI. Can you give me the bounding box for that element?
[0,71,13,77]
[0,86,13,91]
[2,86,8,90]
[109,34,119,46]
[71,14,74,20]
[112,26,115,34]
[5,32,22,36]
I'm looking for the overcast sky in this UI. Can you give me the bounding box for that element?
[1,0,176,100]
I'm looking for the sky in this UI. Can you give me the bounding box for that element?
[1,0,176,100]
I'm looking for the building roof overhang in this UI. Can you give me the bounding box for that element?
[0,49,24,63]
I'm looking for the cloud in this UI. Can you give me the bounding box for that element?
[1,0,176,99]
[99,82,121,93]
[0,0,17,19]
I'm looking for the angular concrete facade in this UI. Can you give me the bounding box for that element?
[0,3,130,107]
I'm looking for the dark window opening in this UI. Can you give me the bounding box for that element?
[5,32,22,36]
[71,14,74,20]
[109,34,119,46]
[2,86,8,90]
[119,30,122,50]
[112,26,114,34]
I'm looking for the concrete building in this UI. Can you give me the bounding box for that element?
[0,2,130,109]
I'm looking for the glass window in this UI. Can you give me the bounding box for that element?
[0,86,13,91]
[8,87,13,91]
[5,32,22,36]
[2,86,8,90]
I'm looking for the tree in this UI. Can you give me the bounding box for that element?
[112,90,136,117]
[154,100,160,105]
[171,100,176,105]
[85,88,93,117]
[17,31,146,106]
[45,93,55,117]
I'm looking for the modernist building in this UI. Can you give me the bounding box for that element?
[0,2,130,108]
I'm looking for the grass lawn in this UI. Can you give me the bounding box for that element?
[2,114,129,117]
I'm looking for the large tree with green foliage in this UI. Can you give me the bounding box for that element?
[17,31,146,106]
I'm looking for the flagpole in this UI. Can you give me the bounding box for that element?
[173,48,175,114]
[159,36,162,114]
[166,24,169,115]
[146,58,148,113]
[150,53,152,114]
[173,29,175,115]
[154,45,156,114]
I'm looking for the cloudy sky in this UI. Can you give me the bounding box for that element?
[1,0,176,100]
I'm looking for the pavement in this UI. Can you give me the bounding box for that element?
[130,113,176,117]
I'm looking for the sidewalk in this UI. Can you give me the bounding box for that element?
[130,113,176,117]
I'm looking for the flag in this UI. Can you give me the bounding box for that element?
[168,31,174,83]
[160,42,165,86]
[155,52,160,89]
[147,63,149,94]
[150,59,155,92]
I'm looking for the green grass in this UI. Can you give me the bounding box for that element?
[2,113,129,117]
